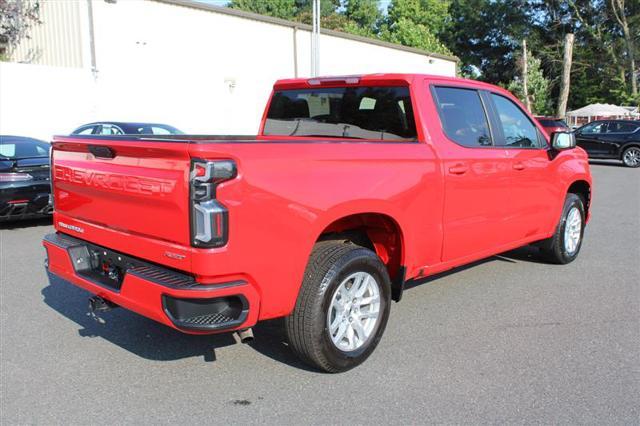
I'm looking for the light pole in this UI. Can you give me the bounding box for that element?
[311,0,320,77]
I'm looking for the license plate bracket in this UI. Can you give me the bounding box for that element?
[68,244,135,291]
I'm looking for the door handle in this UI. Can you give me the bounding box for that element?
[513,162,525,171]
[448,164,468,175]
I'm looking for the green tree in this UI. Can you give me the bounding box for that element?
[343,0,382,35]
[381,18,452,55]
[528,0,639,108]
[386,0,451,36]
[381,0,452,55]
[228,0,298,20]
[507,49,552,115]
[443,0,531,85]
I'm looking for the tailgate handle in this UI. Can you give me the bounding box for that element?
[88,145,115,159]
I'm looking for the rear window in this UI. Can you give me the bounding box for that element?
[538,119,567,128]
[263,86,417,140]
[0,138,50,159]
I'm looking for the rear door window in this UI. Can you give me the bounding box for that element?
[263,86,417,140]
[432,86,492,147]
[607,122,639,133]
[490,94,543,148]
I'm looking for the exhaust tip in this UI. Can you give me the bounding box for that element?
[237,328,254,344]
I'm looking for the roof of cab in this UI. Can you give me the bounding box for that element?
[273,73,507,94]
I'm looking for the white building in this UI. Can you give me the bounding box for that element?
[0,0,459,139]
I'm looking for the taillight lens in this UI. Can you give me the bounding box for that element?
[0,172,33,182]
[190,159,236,248]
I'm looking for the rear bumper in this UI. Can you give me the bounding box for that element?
[0,182,52,221]
[42,232,259,334]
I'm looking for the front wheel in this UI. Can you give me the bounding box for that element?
[622,146,640,168]
[539,193,586,264]
[285,241,391,373]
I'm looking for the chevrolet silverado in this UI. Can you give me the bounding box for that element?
[43,74,592,372]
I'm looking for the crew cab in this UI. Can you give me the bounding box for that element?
[43,74,592,372]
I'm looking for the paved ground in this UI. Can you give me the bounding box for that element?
[1,162,638,424]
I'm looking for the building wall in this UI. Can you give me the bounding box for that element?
[11,0,85,68]
[0,62,96,140]
[1,0,458,139]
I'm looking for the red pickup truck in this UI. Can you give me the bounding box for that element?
[43,74,592,372]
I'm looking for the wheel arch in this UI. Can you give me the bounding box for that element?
[315,211,406,301]
[567,180,591,217]
[620,143,640,159]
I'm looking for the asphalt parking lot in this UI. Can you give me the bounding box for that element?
[1,162,638,424]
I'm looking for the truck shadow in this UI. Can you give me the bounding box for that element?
[41,272,315,371]
[404,246,547,291]
[41,246,545,371]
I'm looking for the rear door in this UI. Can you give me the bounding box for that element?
[52,137,192,246]
[430,85,513,262]
[601,121,640,157]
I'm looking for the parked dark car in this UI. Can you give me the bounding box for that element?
[0,136,53,222]
[575,120,640,167]
[71,122,184,136]
[534,116,569,136]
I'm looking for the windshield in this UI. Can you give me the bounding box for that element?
[0,137,50,159]
[263,86,417,141]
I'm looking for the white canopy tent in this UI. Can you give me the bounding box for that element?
[567,103,632,126]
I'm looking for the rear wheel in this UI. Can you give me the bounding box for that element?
[285,241,391,373]
[622,146,640,168]
[539,193,586,264]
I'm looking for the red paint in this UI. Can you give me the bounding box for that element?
[43,74,592,335]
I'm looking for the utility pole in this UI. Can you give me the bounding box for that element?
[557,33,575,118]
[522,39,531,112]
[311,0,320,77]
[86,0,98,80]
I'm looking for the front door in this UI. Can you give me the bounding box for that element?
[487,93,558,238]
[575,121,611,157]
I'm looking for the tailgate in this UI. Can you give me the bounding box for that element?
[51,137,191,246]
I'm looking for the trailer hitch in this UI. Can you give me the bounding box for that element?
[88,295,118,324]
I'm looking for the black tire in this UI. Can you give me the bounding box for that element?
[621,146,640,168]
[285,241,391,373]
[539,193,586,264]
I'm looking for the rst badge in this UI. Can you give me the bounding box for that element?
[164,251,186,260]
[58,222,84,233]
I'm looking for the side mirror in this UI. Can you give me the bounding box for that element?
[551,131,576,150]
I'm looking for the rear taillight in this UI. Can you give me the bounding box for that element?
[0,172,33,182]
[190,159,236,248]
